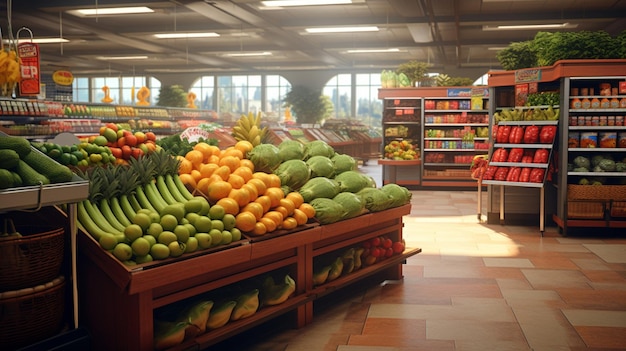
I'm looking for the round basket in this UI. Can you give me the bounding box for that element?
[0,224,65,291]
[0,276,66,350]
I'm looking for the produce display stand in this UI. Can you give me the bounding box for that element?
[377,159,421,185]
[76,204,418,351]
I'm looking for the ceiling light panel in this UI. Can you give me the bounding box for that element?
[67,6,154,17]
[261,0,353,7]
[154,33,220,39]
[305,26,379,34]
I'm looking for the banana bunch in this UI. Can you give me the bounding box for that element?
[495,106,560,122]
[0,48,21,96]
[494,108,525,122]
[232,111,268,146]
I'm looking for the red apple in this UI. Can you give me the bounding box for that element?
[382,237,393,249]
[370,237,381,247]
[392,241,405,254]
[385,247,393,258]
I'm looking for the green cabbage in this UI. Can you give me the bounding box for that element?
[334,171,370,193]
[573,156,590,169]
[298,177,341,202]
[333,192,365,219]
[274,159,310,190]
[306,155,335,178]
[331,153,357,175]
[381,183,412,208]
[310,198,345,224]
[278,140,305,161]
[356,188,393,212]
[248,144,281,173]
[304,140,335,159]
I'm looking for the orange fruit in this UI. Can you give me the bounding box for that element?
[235,211,257,232]
[227,173,246,189]
[281,217,298,230]
[247,178,267,195]
[191,169,203,183]
[213,165,231,181]
[233,166,253,183]
[185,150,204,166]
[279,198,296,216]
[267,173,282,188]
[265,187,285,208]
[274,205,289,219]
[241,202,264,221]
[207,154,220,165]
[260,217,277,233]
[221,147,244,160]
[178,173,196,187]
[229,187,251,208]
[286,192,304,208]
[254,195,272,213]
[196,177,211,195]
[241,183,258,202]
[263,211,284,227]
[234,140,254,155]
[178,158,193,175]
[239,159,255,171]
[207,174,224,185]
[298,203,316,218]
[219,155,241,172]
[252,172,272,188]
[250,222,267,236]
[206,180,233,203]
[292,208,308,226]
[194,143,220,161]
[216,197,240,215]
[200,163,219,178]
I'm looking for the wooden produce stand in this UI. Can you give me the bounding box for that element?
[77,204,419,351]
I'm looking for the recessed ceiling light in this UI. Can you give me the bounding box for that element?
[10,38,69,44]
[223,52,272,57]
[483,23,577,30]
[261,0,352,7]
[154,32,220,39]
[97,56,149,60]
[68,6,154,17]
[346,48,401,53]
[305,26,379,34]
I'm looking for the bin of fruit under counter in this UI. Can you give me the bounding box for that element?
[378,159,421,185]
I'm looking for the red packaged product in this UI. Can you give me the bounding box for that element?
[523,125,539,143]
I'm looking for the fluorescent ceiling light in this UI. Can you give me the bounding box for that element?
[68,6,154,17]
[223,52,272,57]
[10,38,69,44]
[97,56,149,60]
[346,48,401,53]
[262,0,352,7]
[483,23,576,30]
[154,32,220,39]
[305,26,379,34]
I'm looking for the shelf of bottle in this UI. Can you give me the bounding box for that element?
[569,108,626,113]
[424,109,489,113]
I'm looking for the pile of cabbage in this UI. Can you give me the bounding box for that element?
[247,139,412,224]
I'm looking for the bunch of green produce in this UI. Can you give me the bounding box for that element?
[156,133,217,156]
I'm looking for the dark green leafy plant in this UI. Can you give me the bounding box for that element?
[531,31,622,67]
[496,41,537,70]
[157,85,187,107]
[447,77,475,86]
[396,60,431,86]
[283,86,333,124]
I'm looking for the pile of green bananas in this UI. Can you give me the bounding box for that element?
[494,106,559,122]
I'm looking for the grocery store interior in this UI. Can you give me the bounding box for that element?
[2,0,626,351]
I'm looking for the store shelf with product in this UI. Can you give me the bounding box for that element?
[486,59,626,234]
[76,204,418,351]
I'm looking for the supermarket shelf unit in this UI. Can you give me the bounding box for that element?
[487,59,626,233]
[378,87,490,188]
[77,204,419,351]
[554,73,626,235]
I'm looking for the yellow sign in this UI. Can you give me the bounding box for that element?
[52,70,74,86]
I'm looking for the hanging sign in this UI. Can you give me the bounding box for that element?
[17,42,41,96]
[52,70,74,86]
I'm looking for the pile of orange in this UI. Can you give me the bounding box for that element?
[177,140,316,236]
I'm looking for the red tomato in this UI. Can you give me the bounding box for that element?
[392,241,405,254]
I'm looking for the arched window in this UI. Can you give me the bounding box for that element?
[323,73,382,129]
[323,74,352,119]
[72,76,160,105]
[190,76,215,111]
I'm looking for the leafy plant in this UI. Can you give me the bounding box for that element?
[531,31,622,67]
[157,85,187,107]
[283,85,333,124]
[396,60,431,86]
[496,41,537,70]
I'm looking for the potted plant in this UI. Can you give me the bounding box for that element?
[396,60,431,87]
[282,85,333,124]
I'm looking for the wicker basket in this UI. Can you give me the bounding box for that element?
[567,201,605,219]
[0,276,66,350]
[568,184,626,201]
[0,223,65,291]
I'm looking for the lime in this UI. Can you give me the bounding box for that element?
[135,254,153,264]
[131,237,151,256]
[185,237,198,253]
[221,230,233,245]
[199,200,211,216]
[173,225,190,243]
[124,224,144,242]
[185,212,200,225]
[194,215,212,233]
[113,243,133,261]
[160,214,178,231]
[230,228,242,242]
[99,233,118,251]
[150,243,170,260]
[146,222,163,238]
[211,219,224,232]
[143,234,157,247]
[222,214,236,230]
[149,211,161,223]
[168,241,186,258]
[184,199,204,214]
[208,229,223,247]
[195,233,212,249]
[183,223,197,237]
[208,204,226,220]
[157,231,178,245]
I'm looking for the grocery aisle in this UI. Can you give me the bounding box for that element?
[210,160,626,351]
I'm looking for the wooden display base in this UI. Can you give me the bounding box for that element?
[77,204,417,351]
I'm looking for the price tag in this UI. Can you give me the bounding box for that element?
[180,127,210,142]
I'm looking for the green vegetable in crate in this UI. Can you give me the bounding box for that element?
[331,153,357,175]
[206,301,237,330]
[573,156,591,169]
[592,154,611,168]
[274,159,311,190]
[230,289,260,321]
[277,139,305,161]
[180,300,213,339]
[22,149,73,183]
[304,140,335,159]
[381,183,412,208]
[154,320,188,351]
[333,192,366,219]
[247,143,281,173]
[0,169,22,189]
[260,274,296,306]
[335,170,371,193]
[306,155,335,178]
[598,159,616,172]
[356,187,393,212]
[616,162,626,172]
[298,177,341,202]
[0,149,20,169]
[14,160,49,186]
[0,135,31,158]
[310,197,345,224]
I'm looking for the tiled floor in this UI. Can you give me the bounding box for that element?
[211,161,626,351]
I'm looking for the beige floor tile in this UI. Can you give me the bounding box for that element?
[483,257,534,268]
[426,320,525,341]
[454,339,532,351]
[570,257,612,270]
[521,269,592,289]
[511,306,587,349]
[367,303,516,322]
[562,309,626,327]
[583,244,626,263]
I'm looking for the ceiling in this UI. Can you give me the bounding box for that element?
[3,0,626,78]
